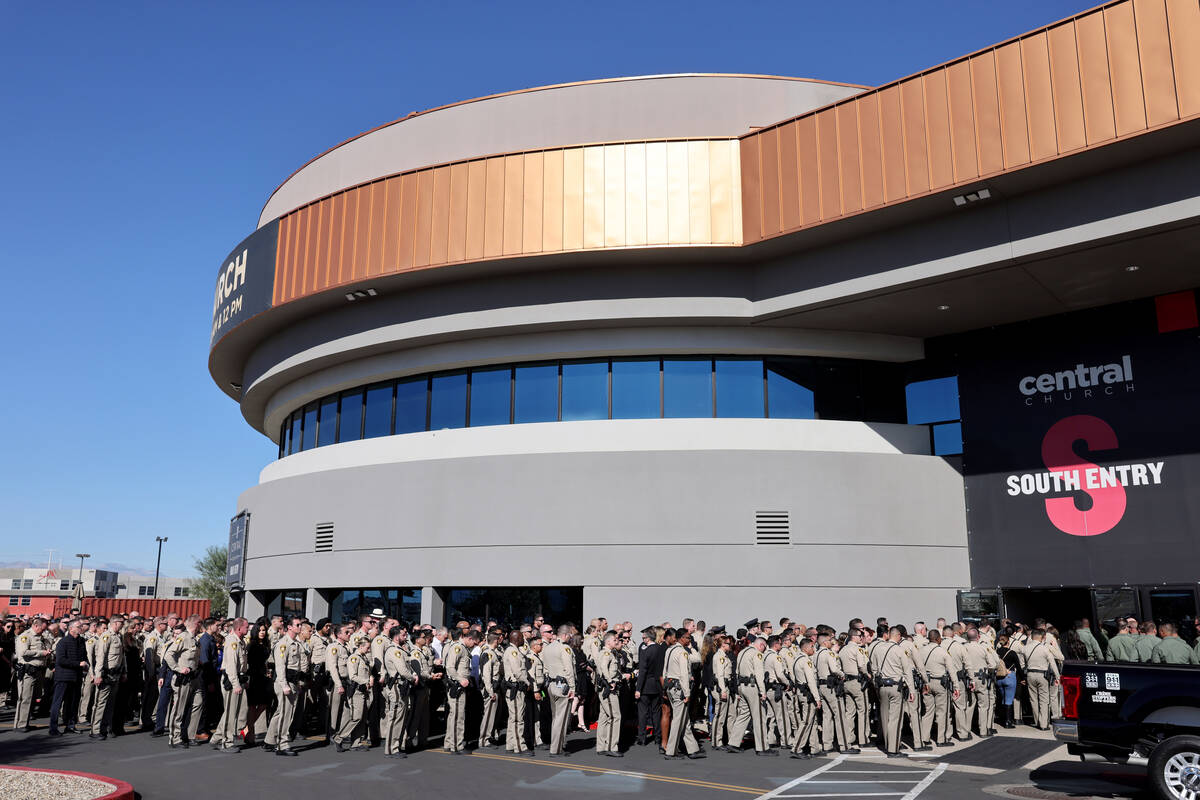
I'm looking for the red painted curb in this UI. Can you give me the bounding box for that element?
[0,765,134,800]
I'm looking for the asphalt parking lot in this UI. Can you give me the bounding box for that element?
[0,709,1152,800]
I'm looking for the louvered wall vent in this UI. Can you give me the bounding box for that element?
[315,522,334,552]
[755,511,790,545]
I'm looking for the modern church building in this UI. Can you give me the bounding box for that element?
[211,0,1200,632]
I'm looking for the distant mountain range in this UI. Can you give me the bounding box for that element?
[0,560,178,579]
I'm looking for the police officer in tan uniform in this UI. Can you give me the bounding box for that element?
[663,629,703,759]
[501,631,534,756]
[541,625,576,757]
[326,623,352,741]
[477,632,503,748]
[264,616,303,756]
[789,638,822,759]
[334,638,372,752]
[942,626,972,740]
[840,628,870,748]
[442,630,476,754]
[921,630,958,746]
[211,617,249,752]
[816,633,857,754]
[963,629,999,737]
[875,627,916,758]
[382,626,417,758]
[13,617,52,731]
[77,620,99,728]
[728,637,774,755]
[595,631,626,757]
[1024,629,1059,730]
[406,629,433,751]
[90,616,126,739]
[762,636,790,748]
[163,616,202,748]
[710,636,734,751]
[527,637,549,749]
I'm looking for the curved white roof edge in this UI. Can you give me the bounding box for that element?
[259,73,865,228]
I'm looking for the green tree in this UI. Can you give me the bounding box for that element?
[191,545,229,613]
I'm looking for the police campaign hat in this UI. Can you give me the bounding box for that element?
[744,618,760,629]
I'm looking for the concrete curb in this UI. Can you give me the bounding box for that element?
[0,765,134,800]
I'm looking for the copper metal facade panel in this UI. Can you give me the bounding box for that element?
[1047,23,1087,152]
[264,0,1195,303]
[1167,0,1200,117]
[922,70,954,190]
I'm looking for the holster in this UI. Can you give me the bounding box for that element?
[222,673,233,691]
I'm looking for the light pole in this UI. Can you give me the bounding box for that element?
[153,537,168,599]
[74,553,90,588]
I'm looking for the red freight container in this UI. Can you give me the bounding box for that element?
[51,597,212,619]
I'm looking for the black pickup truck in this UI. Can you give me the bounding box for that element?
[1054,661,1200,799]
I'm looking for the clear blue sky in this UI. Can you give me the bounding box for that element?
[0,1,1095,576]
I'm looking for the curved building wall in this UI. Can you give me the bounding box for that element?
[238,419,969,627]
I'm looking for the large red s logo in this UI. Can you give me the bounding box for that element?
[1040,415,1126,536]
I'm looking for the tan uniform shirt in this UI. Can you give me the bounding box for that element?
[443,641,472,685]
[735,646,767,694]
[1024,642,1060,679]
[383,644,416,684]
[791,652,820,701]
[712,649,733,694]
[527,650,546,690]
[164,630,198,675]
[15,630,52,669]
[664,643,692,697]
[478,645,501,693]
[273,634,303,690]
[223,633,249,689]
[541,641,576,691]
[596,648,620,689]
[96,629,125,677]
[502,645,529,688]
[876,641,915,694]
[840,643,869,678]
[347,649,371,686]
[326,640,349,690]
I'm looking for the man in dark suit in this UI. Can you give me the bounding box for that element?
[635,627,666,747]
[49,620,88,735]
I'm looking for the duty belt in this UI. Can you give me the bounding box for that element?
[1028,669,1054,676]
[736,676,755,686]
[843,675,862,682]
[818,677,840,687]
[876,677,899,687]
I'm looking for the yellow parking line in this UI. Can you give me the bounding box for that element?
[449,749,768,794]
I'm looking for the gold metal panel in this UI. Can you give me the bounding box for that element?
[318,193,334,287]
[759,128,781,236]
[688,140,711,244]
[483,156,505,258]
[303,203,319,292]
[288,206,303,298]
[729,139,743,244]
[1104,2,1148,135]
[923,70,954,190]
[791,116,815,224]
[562,147,584,251]
[447,162,468,263]
[857,95,884,209]
[899,80,929,196]
[398,173,417,270]
[837,102,863,212]
[522,151,543,254]
[1167,0,1200,117]
[1134,0,1179,126]
[1047,22,1087,153]
[464,159,486,261]
[1076,10,1118,144]
[777,121,801,228]
[541,148,564,252]
[430,166,450,266]
[996,42,1032,168]
[970,51,1005,174]
[708,139,733,243]
[604,144,625,247]
[339,189,358,284]
[583,146,605,249]
[625,143,647,247]
[273,214,288,305]
[1021,32,1059,161]
[381,176,403,275]
[503,154,524,256]
[666,141,690,245]
[366,181,386,277]
[412,170,433,268]
[817,109,841,218]
[876,86,906,203]
[946,60,979,181]
[353,185,372,280]
[737,137,761,243]
[645,142,669,245]
[330,193,346,285]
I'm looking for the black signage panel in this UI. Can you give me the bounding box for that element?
[954,295,1200,588]
[210,219,278,348]
[226,513,248,590]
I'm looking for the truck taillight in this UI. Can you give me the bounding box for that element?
[1061,674,1081,719]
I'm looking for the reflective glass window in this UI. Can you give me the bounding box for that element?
[611,359,660,419]
[514,364,558,423]
[767,369,815,419]
[302,403,318,451]
[279,421,288,458]
[663,359,712,418]
[395,377,427,434]
[470,368,511,427]
[561,361,608,421]
[317,397,338,447]
[363,383,394,439]
[288,413,302,454]
[905,377,960,424]
[715,360,764,418]
[338,389,364,442]
[430,373,467,429]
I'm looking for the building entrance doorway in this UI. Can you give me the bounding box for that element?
[1002,587,1092,633]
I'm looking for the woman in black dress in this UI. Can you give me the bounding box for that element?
[243,621,273,744]
[570,633,590,732]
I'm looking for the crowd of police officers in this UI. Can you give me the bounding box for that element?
[4,609,1199,759]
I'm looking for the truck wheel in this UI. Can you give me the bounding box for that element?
[1150,735,1200,800]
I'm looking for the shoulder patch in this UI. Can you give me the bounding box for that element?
[757,653,763,660]
[350,655,358,663]
[19,635,27,642]
[231,642,238,650]
[565,646,572,654]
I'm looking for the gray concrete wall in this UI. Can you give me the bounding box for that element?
[237,419,968,631]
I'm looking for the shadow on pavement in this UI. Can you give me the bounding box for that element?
[1028,759,1150,798]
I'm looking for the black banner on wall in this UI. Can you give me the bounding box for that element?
[210,219,278,348]
[226,512,248,590]
[954,295,1200,588]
